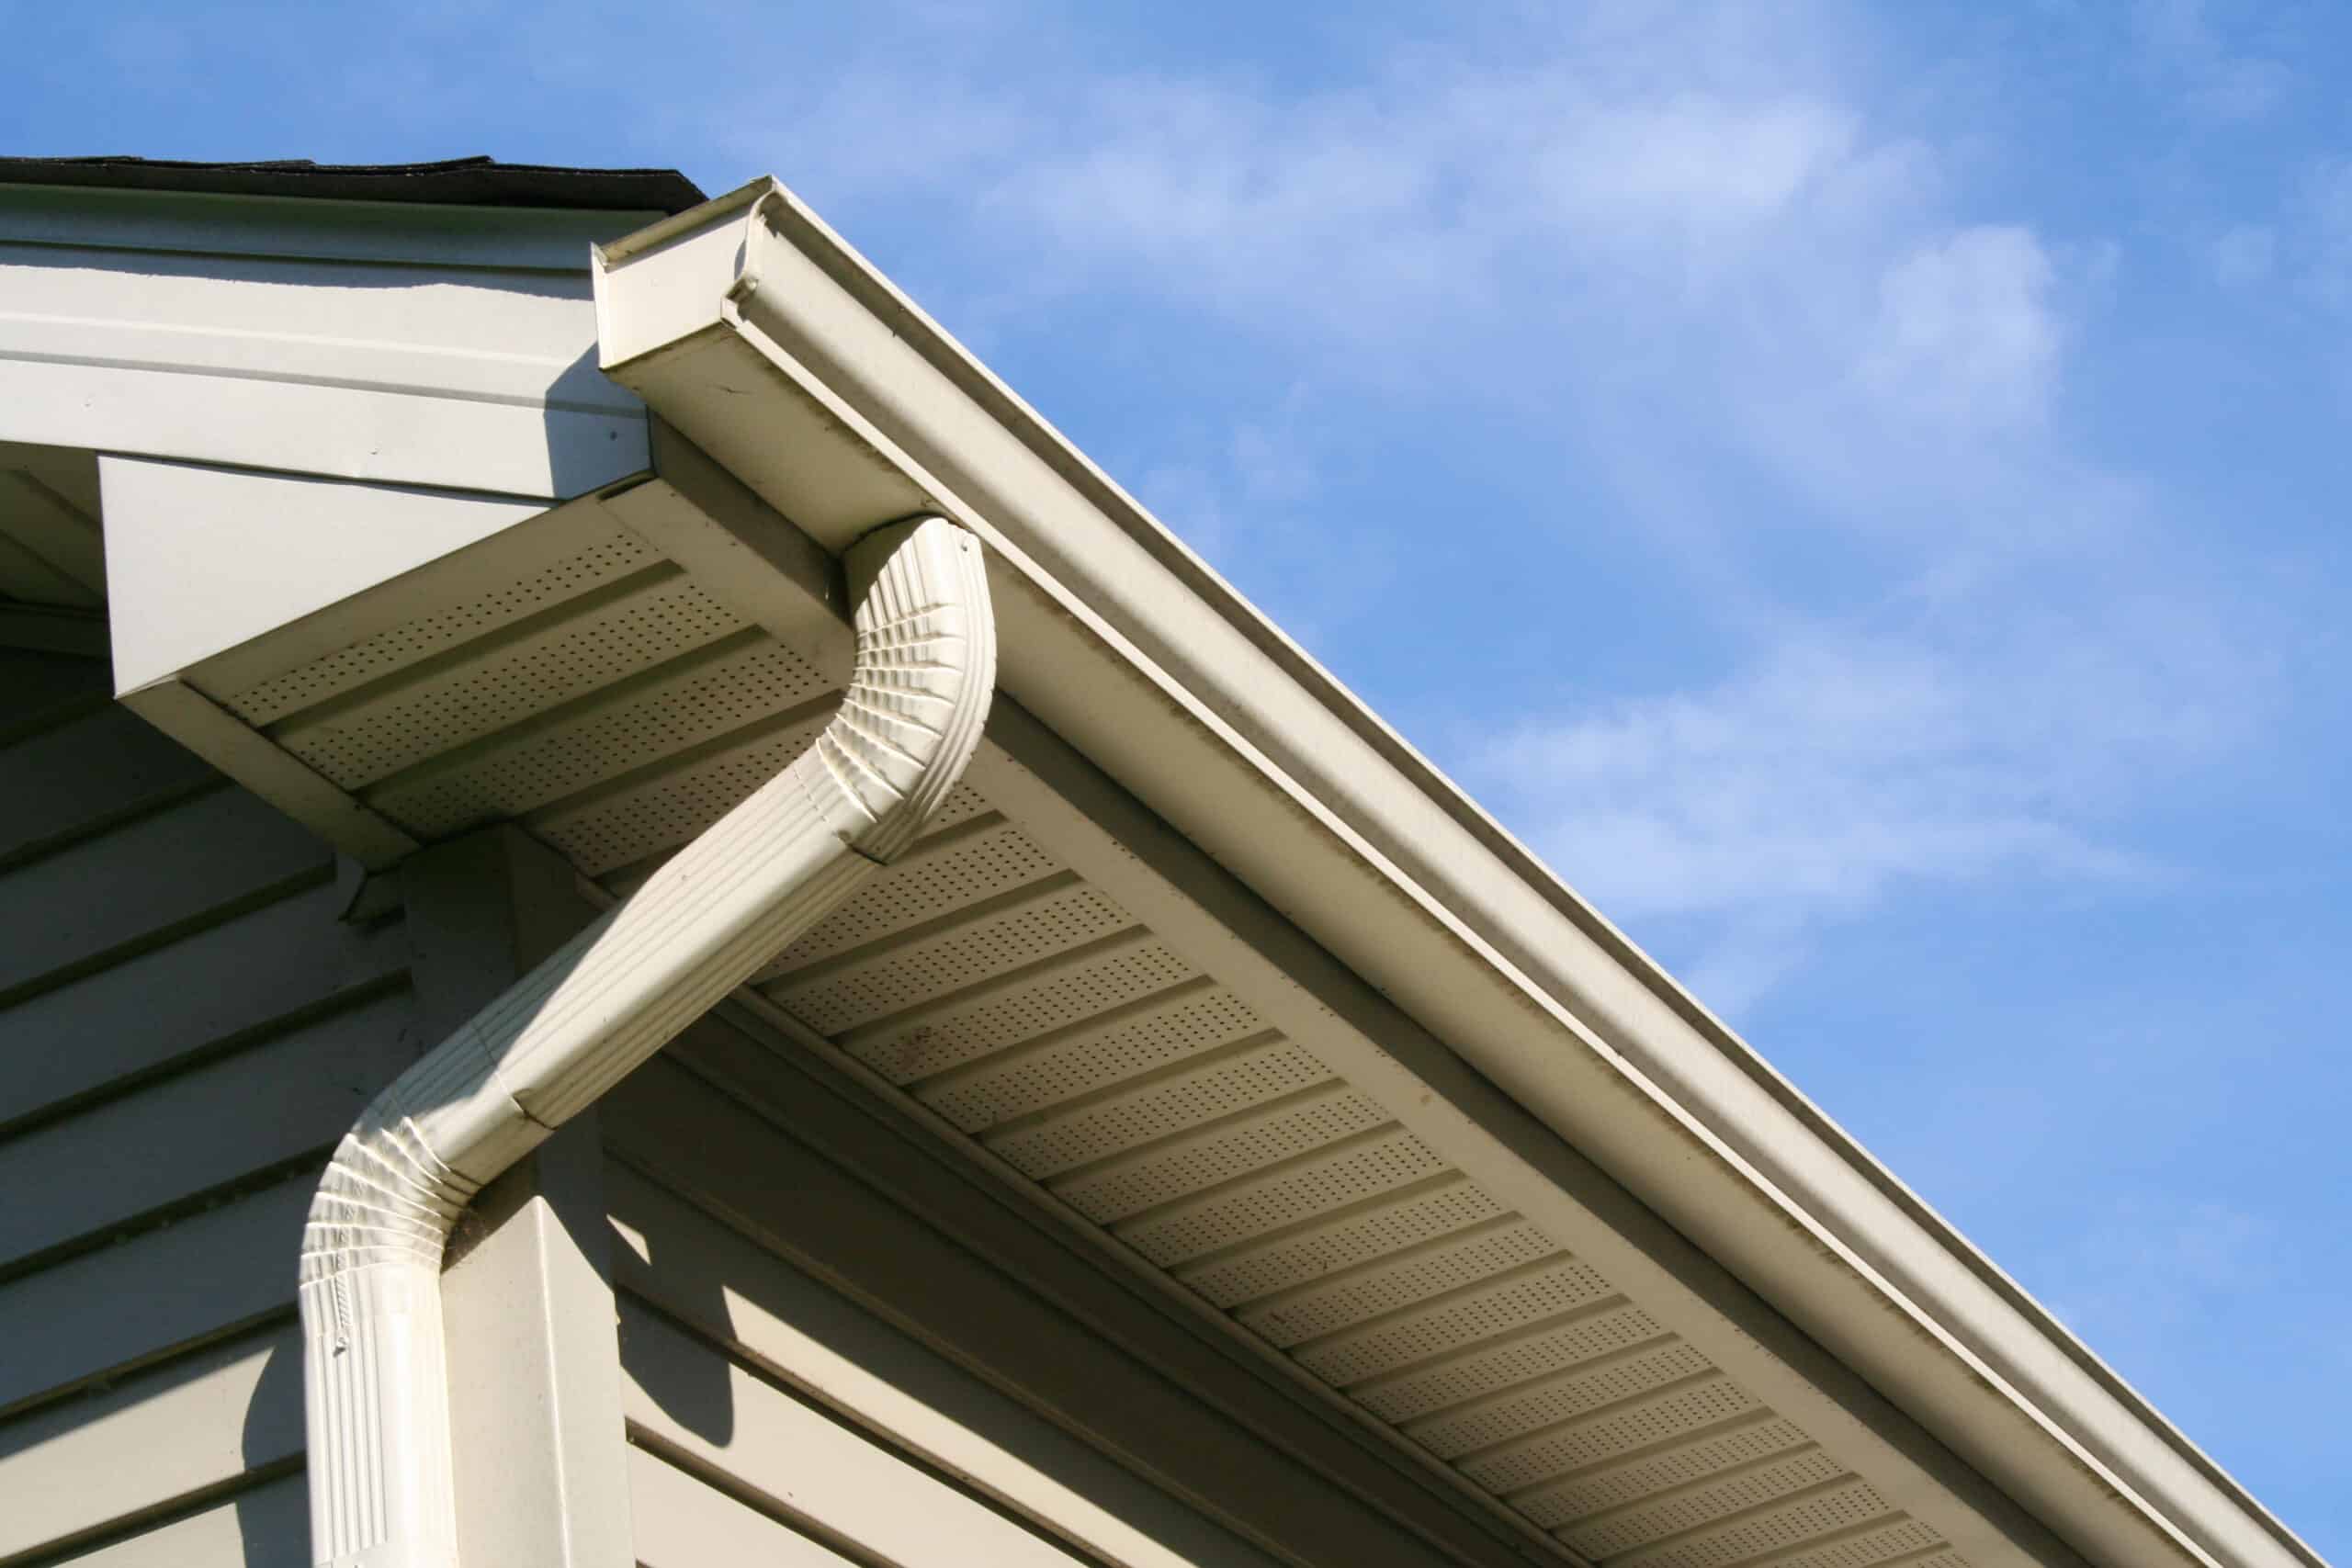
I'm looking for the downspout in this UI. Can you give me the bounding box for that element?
[297,516,995,1568]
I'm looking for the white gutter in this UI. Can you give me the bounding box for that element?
[296,517,995,1568]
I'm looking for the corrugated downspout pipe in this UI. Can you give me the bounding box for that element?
[297,516,995,1568]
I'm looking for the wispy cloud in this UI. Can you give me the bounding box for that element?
[1482,634,2158,924]
[2132,0,2292,123]
[715,0,2277,1011]
[1858,225,2060,434]
[1471,591,2258,1010]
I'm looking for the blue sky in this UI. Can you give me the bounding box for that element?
[13,0,2349,1554]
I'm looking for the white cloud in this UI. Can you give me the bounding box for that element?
[840,35,2075,541]
[1858,226,2060,433]
[1479,630,2174,925]
[718,0,2267,1011]
[960,67,1904,344]
[758,7,1915,348]
[1532,96,1857,228]
[1464,557,2264,1009]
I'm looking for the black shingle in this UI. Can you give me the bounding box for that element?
[0,155,706,214]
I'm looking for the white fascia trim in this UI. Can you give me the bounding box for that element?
[296,517,995,1568]
[595,179,2324,1568]
[0,181,656,271]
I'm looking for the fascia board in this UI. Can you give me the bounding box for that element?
[2,191,653,498]
[594,179,2324,1568]
[0,182,661,273]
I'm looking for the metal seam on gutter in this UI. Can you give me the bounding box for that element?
[294,518,995,1568]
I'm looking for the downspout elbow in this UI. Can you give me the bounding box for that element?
[299,518,995,1568]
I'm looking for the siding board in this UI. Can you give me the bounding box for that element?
[0,649,107,738]
[0,701,216,872]
[619,1301,1082,1568]
[608,1163,1280,1568]
[0,1324,302,1566]
[0,784,331,1006]
[0,987,412,1274]
[605,1038,1481,1568]
[0,525,96,606]
[45,1472,307,1568]
[626,1444,856,1568]
[0,1173,313,1416]
[0,879,406,1134]
[0,467,105,600]
[0,650,418,1566]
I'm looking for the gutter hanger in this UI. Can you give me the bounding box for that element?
[296,517,995,1568]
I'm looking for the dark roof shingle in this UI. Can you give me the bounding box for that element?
[0,155,707,214]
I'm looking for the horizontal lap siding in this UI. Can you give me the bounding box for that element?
[608,1161,1282,1568]
[619,1302,1083,1568]
[0,649,417,1567]
[626,1442,858,1568]
[604,1008,1451,1568]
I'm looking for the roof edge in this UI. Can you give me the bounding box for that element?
[0,155,707,215]
[593,177,2326,1568]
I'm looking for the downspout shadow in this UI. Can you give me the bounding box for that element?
[236,1334,307,1566]
[602,1176,737,1450]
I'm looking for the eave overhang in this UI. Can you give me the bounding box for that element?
[51,171,2322,1568]
[585,178,2322,1568]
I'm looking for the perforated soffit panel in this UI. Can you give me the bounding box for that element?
[195,501,1981,1568]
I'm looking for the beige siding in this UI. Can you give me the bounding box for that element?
[608,1157,1280,1568]
[0,647,414,1567]
[619,1303,1082,1568]
[603,1005,1449,1568]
